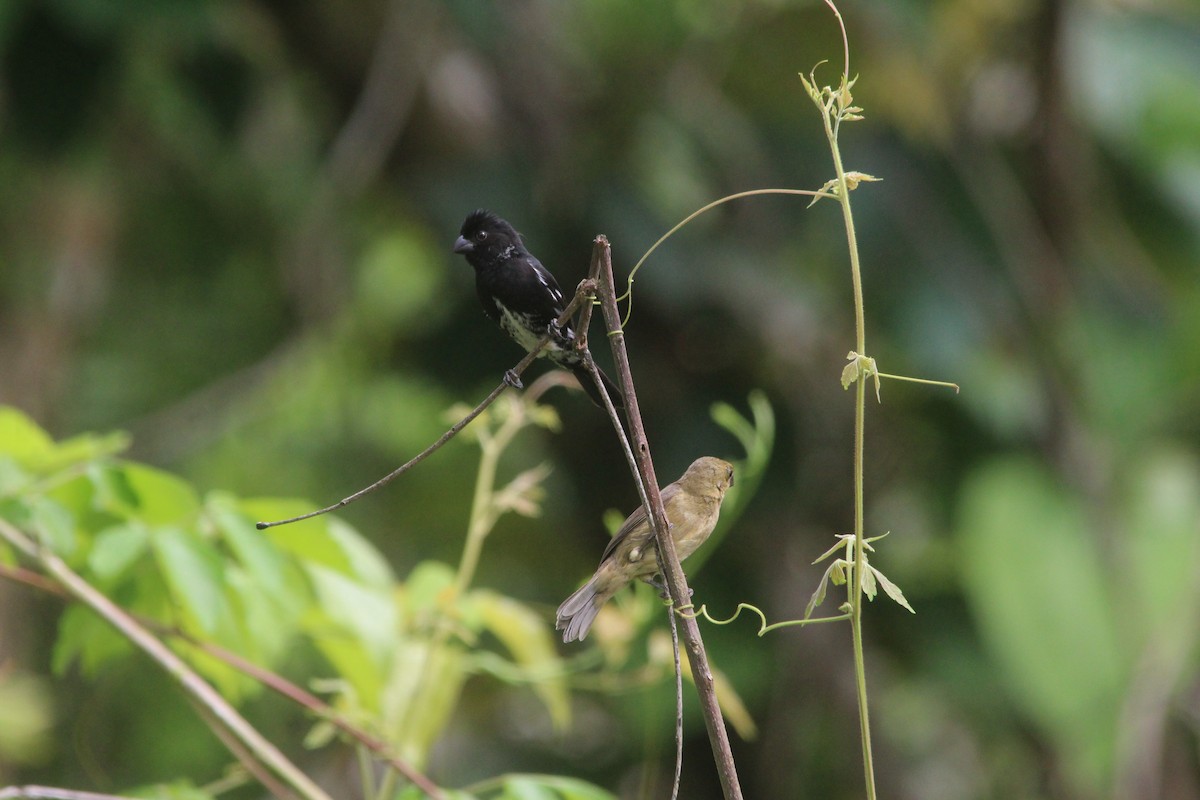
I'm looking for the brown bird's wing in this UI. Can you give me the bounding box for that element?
[599,482,682,563]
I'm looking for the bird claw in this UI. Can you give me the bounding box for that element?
[503,369,524,390]
[649,574,693,602]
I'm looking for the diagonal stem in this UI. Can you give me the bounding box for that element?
[0,519,334,800]
[590,236,744,800]
[256,286,594,530]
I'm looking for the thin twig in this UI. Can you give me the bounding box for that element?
[668,604,684,800]
[183,694,296,800]
[178,635,446,798]
[0,562,446,799]
[0,787,135,800]
[256,285,593,529]
[591,236,744,799]
[0,519,335,800]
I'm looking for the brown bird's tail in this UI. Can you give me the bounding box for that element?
[556,575,605,642]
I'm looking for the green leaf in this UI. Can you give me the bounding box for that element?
[89,522,150,582]
[127,779,217,799]
[804,563,833,619]
[225,565,295,665]
[405,560,457,614]
[307,632,384,713]
[958,458,1123,792]
[52,603,133,676]
[86,462,141,517]
[0,407,54,461]
[0,456,30,496]
[151,527,229,634]
[29,497,77,560]
[306,563,398,667]
[1121,448,1200,664]
[859,557,877,600]
[498,776,557,800]
[121,463,200,525]
[493,776,616,800]
[869,566,915,613]
[470,589,571,729]
[210,494,307,611]
[381,639,468,767]
[327,517,395,588]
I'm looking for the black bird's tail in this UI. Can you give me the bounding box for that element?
[570,362,625,409]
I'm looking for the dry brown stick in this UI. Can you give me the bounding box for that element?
[183,693,297,800]
[177,637,446,799]
[0,787,135,800]
[0,519,334,800]
[0,561,446,799]
[590,235,744,800]
[256,285,594,529]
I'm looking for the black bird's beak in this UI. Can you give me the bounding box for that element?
[453,235,473,254]
[728,468,735,487]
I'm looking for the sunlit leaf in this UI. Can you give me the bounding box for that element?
[89,522,150,582]
[870,566,915,613]
[493,775,616,800]
[404,560,457,615]
[151,527,229,635]
[0,407,53,462]
[859,556,877,600]
[306,563,398,668]
[29,498,77,561]
[127,779,216,799]
[121,463,200,525]
[210,494,307,611]
[327,517,395,589]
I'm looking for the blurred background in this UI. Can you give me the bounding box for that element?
[2,0,1199,798]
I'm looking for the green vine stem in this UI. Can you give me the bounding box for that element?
[810,54,880,800]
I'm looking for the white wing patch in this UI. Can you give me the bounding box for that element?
[533,265,564,305]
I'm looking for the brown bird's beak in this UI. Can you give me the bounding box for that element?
[452,235,473,254]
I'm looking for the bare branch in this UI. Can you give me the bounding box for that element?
[256,281,596,529]
[0,559,446,799]
[0,520,334,800]
[590,236,744,799]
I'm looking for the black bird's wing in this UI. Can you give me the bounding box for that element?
[476,253,568,324]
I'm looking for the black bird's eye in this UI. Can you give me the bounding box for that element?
[475,230,488,242]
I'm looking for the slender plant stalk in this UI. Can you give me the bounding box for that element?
[821,79,878,800]
[591,237,744,799]
[0,519,335,800]
[256,288,593,531]
[455,422,504,596]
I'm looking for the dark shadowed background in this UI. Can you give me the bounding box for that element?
[2,0,1199,798]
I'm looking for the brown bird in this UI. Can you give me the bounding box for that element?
[556,457,735,643]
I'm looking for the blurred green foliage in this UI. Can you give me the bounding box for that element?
[2,0,1200,798]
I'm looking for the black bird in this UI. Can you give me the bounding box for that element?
[453,209,623,408]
